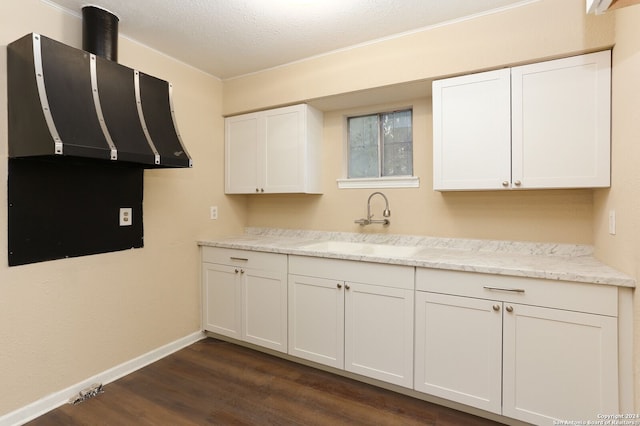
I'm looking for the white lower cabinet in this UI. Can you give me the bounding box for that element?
[414,292,503,413]
[287,274,344,368]
[502,303,618,423]
[202,247,288,353]
[200,247,625,424]
[288,256,414,388]
[415,268,619,424]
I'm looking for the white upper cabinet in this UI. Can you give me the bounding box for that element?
[433,50,611,191]
[225,104,323,194]
[511,52,611,189]
[225,113,260,194]
[433,69,511,190]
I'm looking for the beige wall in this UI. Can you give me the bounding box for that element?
[223,0,614,115]
[245,97,595,243]
[594,4,640,406]
[0,0,239,415]
[594,6,640,284]
[227,0,615,245]
[2,0,638,419]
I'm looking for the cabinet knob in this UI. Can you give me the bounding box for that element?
[261,188,265,193]
[234,268,239,273]
[337,283,342,289]
[502,181,509,187]
[240,269,245,274]
[492,304,500,311]
[514,180,522,186]
[506,305,514,313]
[345,284,350,290]
[255,188,259,192]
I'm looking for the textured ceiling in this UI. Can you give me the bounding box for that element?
[42,0,533,79]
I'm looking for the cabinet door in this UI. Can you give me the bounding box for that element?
[288,274,344,368]
[433,68,511,191]
[202,263,241,339]
[242,267,288,353]
[414,292,502,414]
[511,51,611,189]
[502,303,618,424]
[344,282,414,388]
[225,113,260,194]
[263,105,304,193]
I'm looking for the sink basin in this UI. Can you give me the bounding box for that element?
[302,241,422,258]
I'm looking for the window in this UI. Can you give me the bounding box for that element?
[340,109,417,189]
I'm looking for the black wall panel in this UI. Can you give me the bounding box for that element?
[8,158,144,266]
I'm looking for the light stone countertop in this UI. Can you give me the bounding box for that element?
[198,227,636,288]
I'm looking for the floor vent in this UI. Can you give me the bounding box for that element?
[69,383,104,405]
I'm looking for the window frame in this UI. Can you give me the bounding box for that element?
[338,107,419,189]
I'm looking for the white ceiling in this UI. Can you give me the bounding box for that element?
[42,0,533,80]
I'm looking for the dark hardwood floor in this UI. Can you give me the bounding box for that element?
[28,338,503,425]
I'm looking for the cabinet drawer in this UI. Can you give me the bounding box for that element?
[416,268,617,317]
[289,255,413,290]
[202,247,287,271]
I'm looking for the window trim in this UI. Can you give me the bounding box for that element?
[337,176,420,189]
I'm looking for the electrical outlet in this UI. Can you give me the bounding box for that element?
[119,207,132,226]
[210,206,218,220]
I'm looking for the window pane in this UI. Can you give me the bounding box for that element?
[348,115,379,178]
[382,110,413,176]
[383,141,413,176]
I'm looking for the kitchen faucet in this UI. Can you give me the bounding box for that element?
[354,191,391,226]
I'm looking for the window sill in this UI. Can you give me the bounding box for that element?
[337,176,420,189]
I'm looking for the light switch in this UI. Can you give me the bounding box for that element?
[608,210,616,235]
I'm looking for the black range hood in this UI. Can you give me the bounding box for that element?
[7,7,192,168]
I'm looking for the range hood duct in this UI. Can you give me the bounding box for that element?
[7,8,192,168]
[82,6,118,62]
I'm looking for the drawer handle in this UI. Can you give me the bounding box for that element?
[230,257,249,262]
[483,286,525,293]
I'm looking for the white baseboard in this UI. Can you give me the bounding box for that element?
[0,331,206,426]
